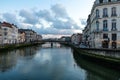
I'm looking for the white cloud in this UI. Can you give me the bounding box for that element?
[19,9,38,25]
[1,4,83,36]
[2,13,18,24]
[51,4,69,18]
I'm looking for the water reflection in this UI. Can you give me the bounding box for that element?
[0,43,85,80]
[0,43,120,80]
[0,46,40,72]
[87,50,120,58]
[73,50,120,80]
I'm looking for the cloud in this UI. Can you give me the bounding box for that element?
[34,27,77,35]
[36,10,54,22]
[51,4,68,18]
[2,13,18,24]
[52,19,80,29]
[19,9,38,25]
[0,4,82,36]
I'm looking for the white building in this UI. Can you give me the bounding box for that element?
[83,0,120,49]
[1,22,18,44]
[18,29,26,43]
[0,22,2,44]
[19,29,41,43]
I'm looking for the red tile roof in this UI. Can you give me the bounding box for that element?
[1,22,13,28]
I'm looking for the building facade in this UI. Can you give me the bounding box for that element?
[18,29,26,43]
[36,34,42,41]
[1,22,18,44]
[0,22,42,45]
[0,22,2,44]
[71,33,83,45]
[83,0,120,49]
[18,29,42,43]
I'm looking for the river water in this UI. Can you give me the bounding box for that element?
[0,43,120,80]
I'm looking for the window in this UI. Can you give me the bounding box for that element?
[4,32,7,36]
[96,21,99,31]
[112,34,117,41]
[96,0,100,4]
[96,9,100,18]
[103,0,108,2]
[112,42,116,49]
[103,8,108,17]
[111,0,117,2]
[103,34,108,38]
[4,28,7,31]
[111,7,117,16]
[111,19,117,31]
[4,38,7,40]
[103,20,108,31]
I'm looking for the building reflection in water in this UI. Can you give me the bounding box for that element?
[72,50,120,80]
[87,50,120,58]
[0,46,40,72]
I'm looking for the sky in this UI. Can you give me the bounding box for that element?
[0,0,94,38]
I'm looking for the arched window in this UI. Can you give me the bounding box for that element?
[103,8,108,17]
[111,7,117,16]
[103,20,108,31]
[111,19,117,30]
[96,9,100,18]
[96,21,99,31]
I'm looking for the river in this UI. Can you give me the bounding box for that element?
[0,42,120,80]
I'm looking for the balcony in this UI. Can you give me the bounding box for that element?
[111,14,117,17]
[93,29,101,33]
[111,28,117,31]
[103,15,108,18]
[103,38,110,42]
[96,15,100,19]
[103,28,108,31]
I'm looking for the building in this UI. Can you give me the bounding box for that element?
[0,22,42,44]
[83,0,120,49]
[1,22,18,44]
[71,33,83,45]
[0,22,2,44]
[18,29,42,43]
[18,29,26,43]
[18,29,32,43]
[36,34,42,41]
[32,31,37,42]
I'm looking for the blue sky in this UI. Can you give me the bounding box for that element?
[0,0,94,38]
